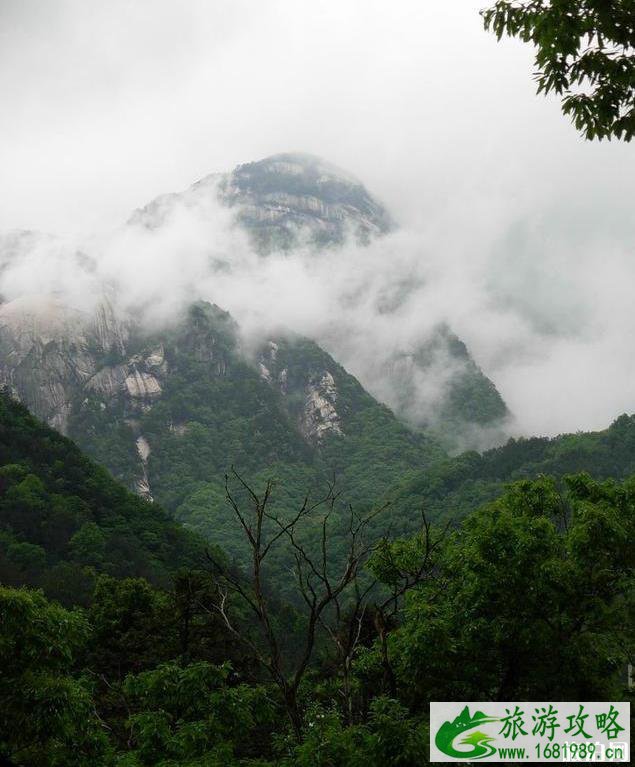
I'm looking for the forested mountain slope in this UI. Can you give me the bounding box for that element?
[131,152,510,444]
[67,301,443,550]
[0,155,509,478]
[385,412,635,534]
[0,393,205,603]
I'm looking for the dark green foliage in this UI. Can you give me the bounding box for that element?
[442,360,507,427]
[0,472,631,766]
[121,662,275,765]
[68,399,140,488]
[139,356,313,511]
[71,304,441,559]
[0,356,632,764]
[86,572,242,682]
[287,699,427,767]
[0,394,206,603]
[87,576,176,678]
[264,334,444,507]
[409,327,509,435]
[385,475,634,705]
[0,586,110,766]
[386,412,635,534]
[129,309,324,521]
[482,0,635,140]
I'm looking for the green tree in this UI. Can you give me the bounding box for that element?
[88,576,175,679]
[482,1,635,140]
[69,522,107,568]
[386,475,634,704]
[0,586,110,766]
[6,541,47,574]
[289,698,427,767]
[120,661,274,765]
[204,472,390,739]
[0,393,207,605]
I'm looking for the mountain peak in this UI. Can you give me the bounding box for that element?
[130,152,393,251]
[232,152,362,185]
[217,152,392,251]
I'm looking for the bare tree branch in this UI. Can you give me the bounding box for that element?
[203,472,442,735]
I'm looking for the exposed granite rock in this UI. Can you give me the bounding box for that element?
[125,153,509,449]
[130,153,393,253]
[86,364,129,398]
[258,362,272,383]
[135,434,153,500]
[0,297,238,495]
[0,295,101,433]
[300,371,342,443]
[145,345,167,371]
[0,293,171,427]
[257,336,344,443]
[0,153,510,488]
[124,368,162,400]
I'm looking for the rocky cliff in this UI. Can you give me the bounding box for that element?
[0,295,127,433]
[0,153,509,510]
[0,291,441,513]
[127,152,510,446]
[130,152,393,252]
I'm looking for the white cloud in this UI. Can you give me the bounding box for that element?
[0,0,633,440]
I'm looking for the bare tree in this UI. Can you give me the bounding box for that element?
[318,509,448,715]
[202,469,385,738]
[202,470,447,736]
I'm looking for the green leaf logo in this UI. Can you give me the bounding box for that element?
[435,706,499,760]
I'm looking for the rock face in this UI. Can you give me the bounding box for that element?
[301,372,342,443]
[0,296,174,428]
[0,293,169,495]
[217,153,393,251]
[0,297,231,492]
[257,338,343,443]
[130,152,393,252]
[0,293,365,499]
[127,152,510,448]
[0,295,127,433]
[135,435,153,499]
[0,152,510,491]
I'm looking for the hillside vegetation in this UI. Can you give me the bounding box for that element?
[0,468,632,766]
[0,393,206,604]
[384,413,635,534]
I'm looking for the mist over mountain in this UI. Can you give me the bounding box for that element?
[131,153,393,250]
[0,153,510,455]
[1,5,633,763]
[2,138,634,444]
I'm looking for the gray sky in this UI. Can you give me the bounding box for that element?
[3,0,631,234]
[1,0,634,438]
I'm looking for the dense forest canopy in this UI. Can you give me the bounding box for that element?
[0,391,633,765]
[0,474,633,765]
[0,394,206,605]
[1,2,634,764]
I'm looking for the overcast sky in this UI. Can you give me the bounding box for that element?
[2,0,631,234]
[1,0,634,438]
